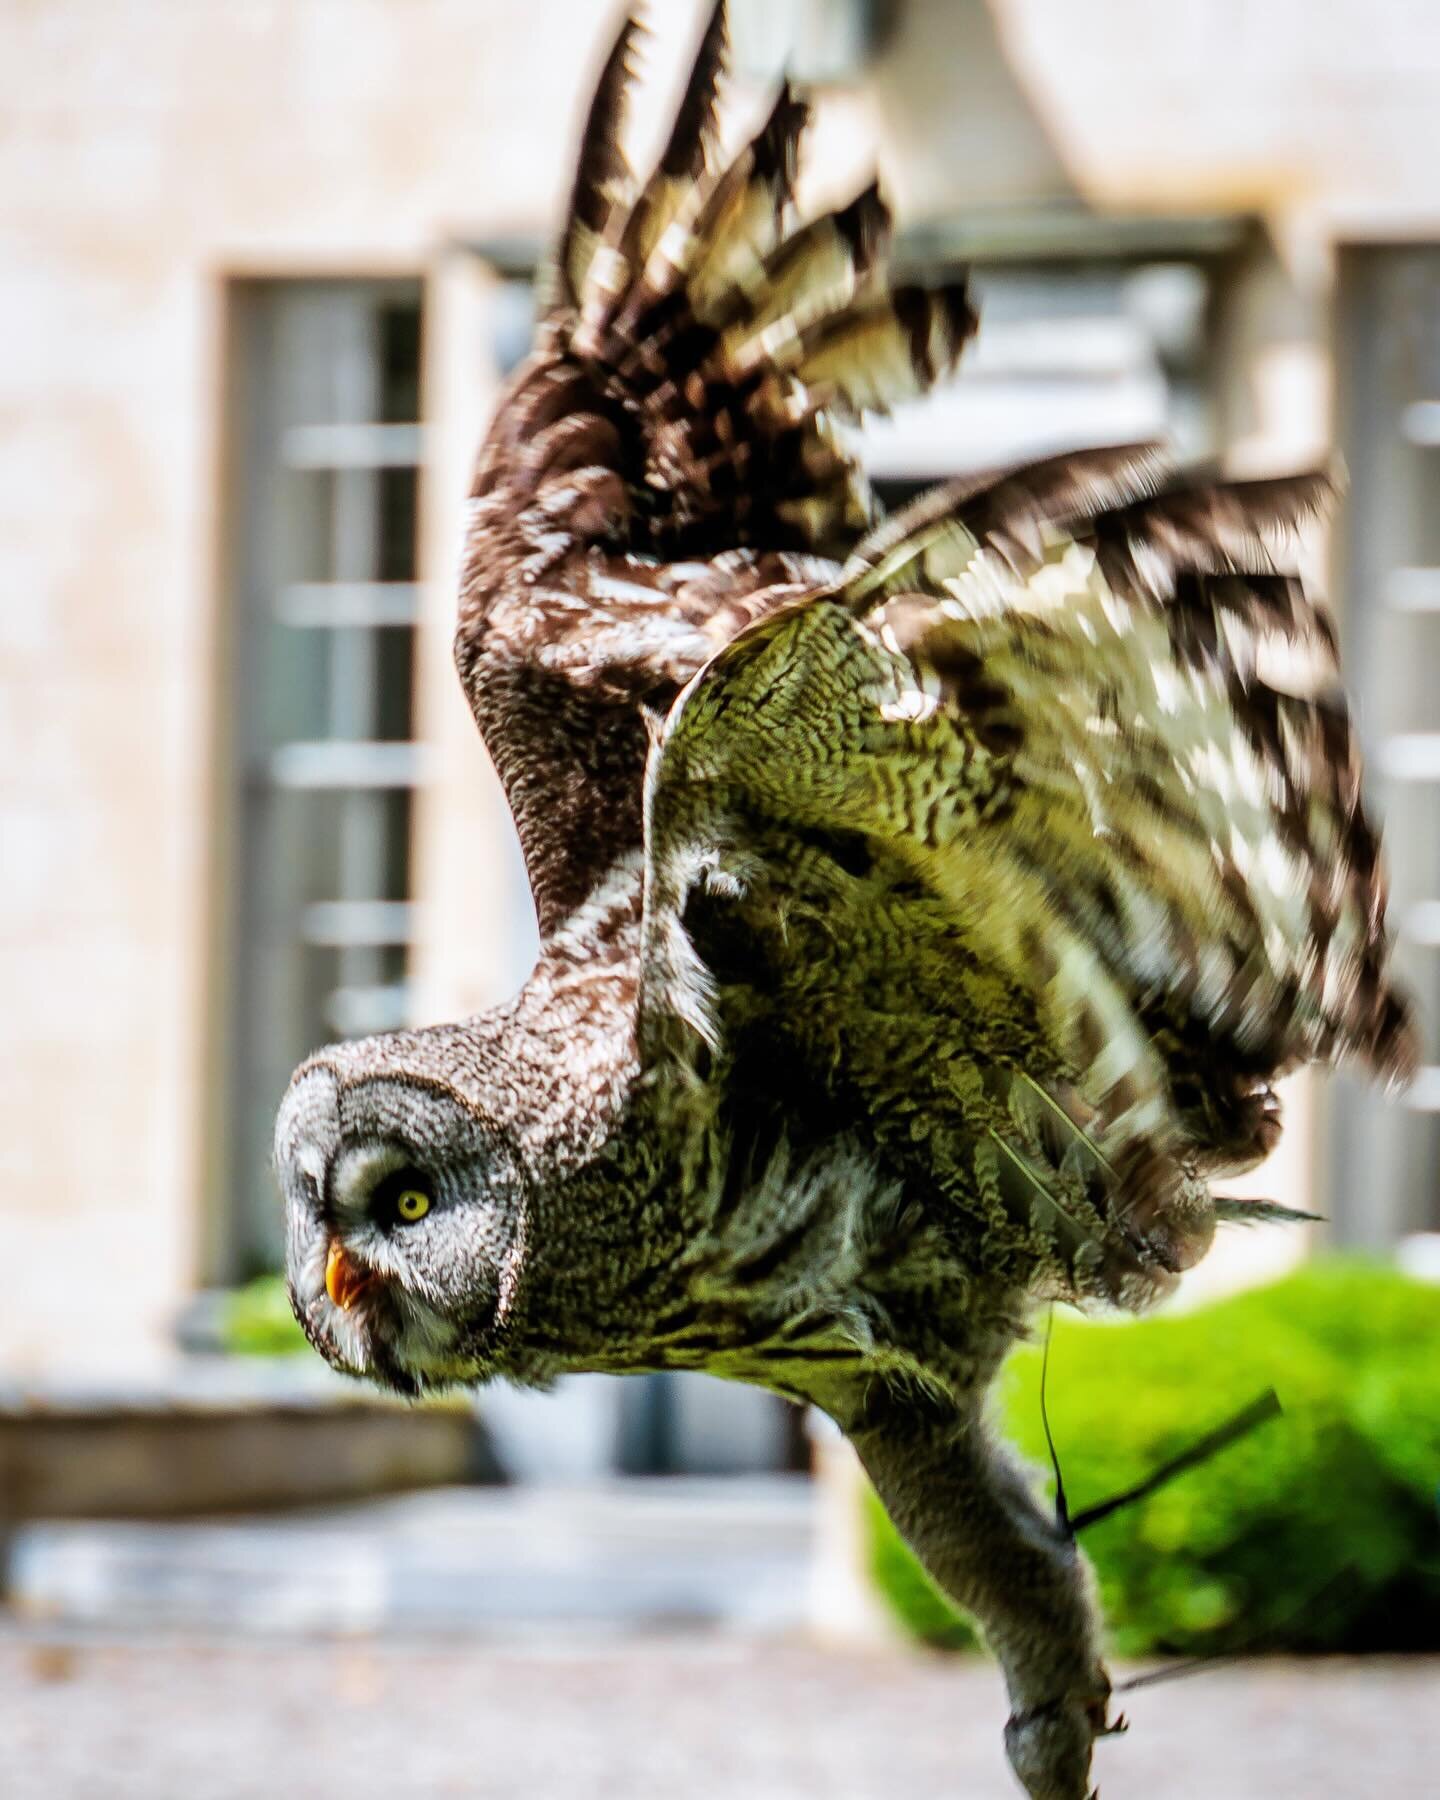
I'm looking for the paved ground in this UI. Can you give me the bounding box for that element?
[6,1479,1437,1794]
[1,1632,1435,1799]
[6,1480,813,1635]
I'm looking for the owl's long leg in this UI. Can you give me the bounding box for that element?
[846,1384,1115,1800]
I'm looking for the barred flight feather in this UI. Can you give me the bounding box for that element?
[612,0,727,272]
[549,12,645,314]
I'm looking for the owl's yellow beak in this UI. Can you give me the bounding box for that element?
[325,1239,376,1311]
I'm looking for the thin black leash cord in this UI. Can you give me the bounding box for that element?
[1120,1463,1440,1693]
[1039,1304,1284,1542]
[1036,1315,1355,1699]
[1040,1303,1072,1537]
[1069,1388,1283,1535]
[1114,1563,1359,1694]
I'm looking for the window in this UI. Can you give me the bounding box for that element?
[866,254,1216,498]
[1333,247,1440,1242]
[218,280,425,1279]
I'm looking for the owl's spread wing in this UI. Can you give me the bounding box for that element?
[639,449,1416,1298]
[456,4,976,931]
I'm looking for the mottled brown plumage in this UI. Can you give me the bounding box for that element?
[274,9,1414,1796]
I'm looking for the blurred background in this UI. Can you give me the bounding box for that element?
[2,1,1439,1795]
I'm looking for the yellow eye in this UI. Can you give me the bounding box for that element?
[395,1188,431,1223]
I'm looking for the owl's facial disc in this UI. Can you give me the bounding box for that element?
[275,1060,526,1395]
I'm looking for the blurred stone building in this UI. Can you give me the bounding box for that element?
[2,0,1436,1442]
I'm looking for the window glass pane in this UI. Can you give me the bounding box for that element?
[377,464,419,582]
[371,627,417,743]
[378,301,423,423]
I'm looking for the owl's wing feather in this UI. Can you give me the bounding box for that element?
[547,10,646,317]
[457,4,976,931]
[639,452,1415,1297]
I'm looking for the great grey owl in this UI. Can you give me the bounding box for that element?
[274,7,1415,1795]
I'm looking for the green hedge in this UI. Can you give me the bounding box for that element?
[222,1273,308,1357]
[864,1260,1440,1658]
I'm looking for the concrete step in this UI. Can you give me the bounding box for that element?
[0,1359,496,1520]
[5,1477,815,1638]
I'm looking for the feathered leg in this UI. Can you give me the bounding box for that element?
[846,1385,1114,1800]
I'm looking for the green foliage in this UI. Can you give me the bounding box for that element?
[863,1259,1440,1658]
[222,1273,308,1357]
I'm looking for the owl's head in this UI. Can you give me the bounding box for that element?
[274,1044,529,1395]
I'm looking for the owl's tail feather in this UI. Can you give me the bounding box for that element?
[529,1,977,557]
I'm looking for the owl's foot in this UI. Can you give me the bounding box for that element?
[1004,1684,1124,1800]
[845,1392,1117,1800]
